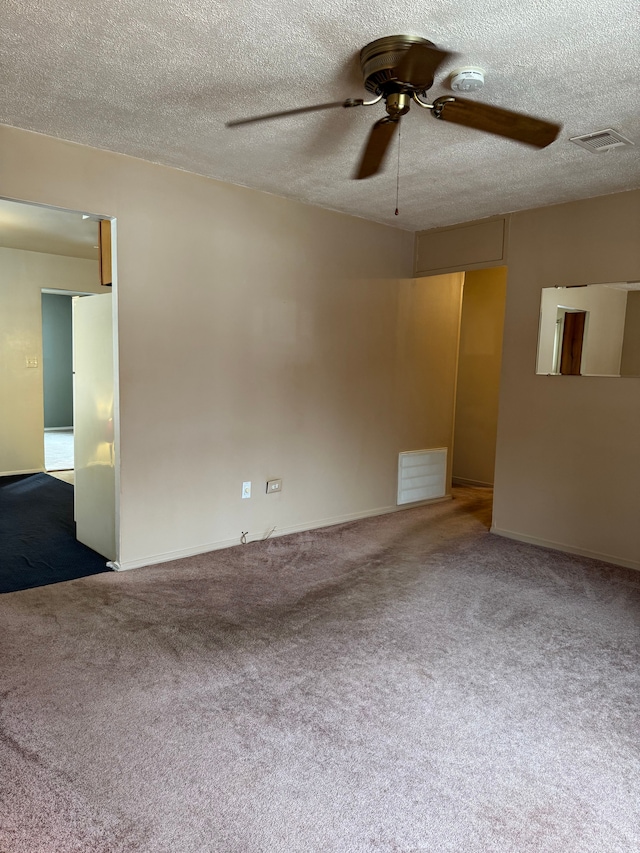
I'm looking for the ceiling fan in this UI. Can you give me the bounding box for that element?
[226,35,562,179]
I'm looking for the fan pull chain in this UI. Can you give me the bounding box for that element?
[395,123,401,216]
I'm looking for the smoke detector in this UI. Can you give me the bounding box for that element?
[450,67,485,93]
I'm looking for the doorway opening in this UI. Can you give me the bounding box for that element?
[0,196,118,581]
[451,266,508,524]
[410,266,507,529]
[41,288,93,482]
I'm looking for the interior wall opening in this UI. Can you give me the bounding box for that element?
[0,196,118,581]
[451,266,508,492]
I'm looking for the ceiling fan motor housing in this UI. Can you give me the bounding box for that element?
[360,35,437,95]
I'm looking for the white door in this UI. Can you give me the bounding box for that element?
[73,293,116,560]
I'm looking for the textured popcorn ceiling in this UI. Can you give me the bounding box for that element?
[2,0,639,231]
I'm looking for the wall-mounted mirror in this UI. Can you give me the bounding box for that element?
[536,282,640,377]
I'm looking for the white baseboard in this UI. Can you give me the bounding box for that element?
[0,468,43,477]
[491,526,640,572]
[112,495,452,572]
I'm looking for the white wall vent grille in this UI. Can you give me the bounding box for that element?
[397,448,447,505]
[569,129,634,153]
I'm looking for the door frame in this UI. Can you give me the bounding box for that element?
[1,196,120,566]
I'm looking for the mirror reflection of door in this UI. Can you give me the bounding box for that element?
[559,309,587,375]
[537,283,637,378]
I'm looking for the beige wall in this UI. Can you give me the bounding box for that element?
[620,290,640,377]
[0,246,101,475]
[0,124,466,569]
[452,267,507,487]
[496,194,640,568]
[416,193,640,569]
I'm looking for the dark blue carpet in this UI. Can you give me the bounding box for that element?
[0,473,109,593]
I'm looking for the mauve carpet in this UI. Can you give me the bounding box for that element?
[0,487,638,852]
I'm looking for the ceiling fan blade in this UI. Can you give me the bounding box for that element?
[226,98,364,127]
[432,96,561,148]
[394,43,453,89]
[354,117,399,179]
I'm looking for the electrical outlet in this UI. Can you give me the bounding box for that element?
[242,481,251,499]
[266,479,282,494]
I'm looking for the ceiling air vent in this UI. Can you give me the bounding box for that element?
[570,128,634,153]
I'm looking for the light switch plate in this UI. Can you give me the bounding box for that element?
[242,481,251,499]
